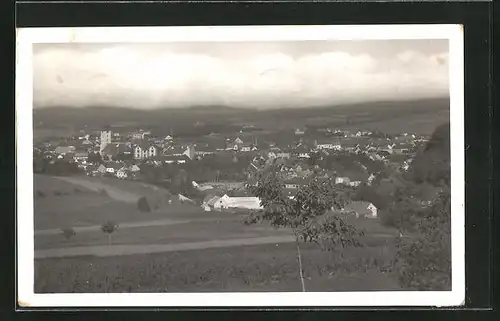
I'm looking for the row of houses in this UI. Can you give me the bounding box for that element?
[201,193,378,218]
[89,163,141,179]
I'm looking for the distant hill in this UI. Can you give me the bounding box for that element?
[33,97,449,136]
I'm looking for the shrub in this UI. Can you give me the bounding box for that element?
[101,221,119,245]
[53,190,62,196]
[61,227,76,240]
[137,196,151,213]
[36,190,46,198]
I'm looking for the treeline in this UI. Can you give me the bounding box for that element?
[380,122,451,290]
[312,153,386,177]
[33,155,81,176]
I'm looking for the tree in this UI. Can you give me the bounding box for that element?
[60,227,76,241]
[137,196,151,213]
[88,152,103,164]
[115,153,134,162]
[381,123,452,290]
[394,186,451,290]
[101,221,119,245]
[243,166,363,292]
[352,184,389,210]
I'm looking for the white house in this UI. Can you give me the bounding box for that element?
[367,173,376,186]
[214,194,231,210]
[134,143,158,160]
[276,152,291,159]
[213,194,262,210]
[240,144,252,152]
[267,152,277,159]
[105,167,116,174]
[335,177,350,185]
[349,181,362,187]
[343,201,378,218]
[316,143,334,150]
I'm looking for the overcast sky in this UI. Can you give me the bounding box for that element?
[33,40,449,109]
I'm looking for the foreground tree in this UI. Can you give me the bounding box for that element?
[101,221,119,245]
[394,186,451,290]
[388,123,452,290]
[243,167,363,292]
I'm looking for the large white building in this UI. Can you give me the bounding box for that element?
[134,143,158,160]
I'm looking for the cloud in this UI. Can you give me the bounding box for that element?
[33,44,449,109]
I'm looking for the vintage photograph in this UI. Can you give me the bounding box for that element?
[16,25,464,307]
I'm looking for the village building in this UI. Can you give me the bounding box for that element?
[116,167,129,179]
[99,130,112,152]
[105,162,123,175]
[96,164,107,174]
[349,181,362,187]
[276,152,291,159]
[134,143,159,160]
[295,128,305,135]
[161,155,190,164]
[55,146,76,155]
[73,150,89,162]
[335,176,351,185]
[342,201,378,218]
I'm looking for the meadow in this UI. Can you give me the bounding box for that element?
[35,241,400,293]
[33,174,403,293]
[34,174,227,230]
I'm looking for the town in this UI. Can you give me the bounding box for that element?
[33,124,429,217]
[30,36,453,295]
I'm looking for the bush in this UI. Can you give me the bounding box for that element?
[53,190,62,196]
[36,190,46,198]
[137,196,151,213]
[101,221,119,245]
[61,227,76,240]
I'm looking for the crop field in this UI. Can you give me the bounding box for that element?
[35,241,400,293]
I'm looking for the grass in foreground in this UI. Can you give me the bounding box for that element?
[35,242,400,293]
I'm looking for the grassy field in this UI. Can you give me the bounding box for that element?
[35,241,399,293]
[35,219,287,250]
[34,174,226,230]
[33,174,402,293]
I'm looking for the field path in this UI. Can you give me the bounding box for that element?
[35,235,296,259]
[34,233,398,259]
[35,218,191,236]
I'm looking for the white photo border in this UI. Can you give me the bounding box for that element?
[16,24,465,308]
